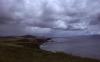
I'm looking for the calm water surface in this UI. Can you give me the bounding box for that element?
[40,36,100,59]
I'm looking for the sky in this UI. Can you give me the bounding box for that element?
[0,0,100,36]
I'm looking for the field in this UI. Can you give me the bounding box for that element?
[0,36,100,62]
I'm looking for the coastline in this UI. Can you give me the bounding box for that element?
[0,36,100,62]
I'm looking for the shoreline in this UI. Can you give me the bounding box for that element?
[40,41,100,60]
[0,36,100,62]
[39,39,100,61]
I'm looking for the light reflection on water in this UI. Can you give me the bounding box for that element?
[40,36,100,59]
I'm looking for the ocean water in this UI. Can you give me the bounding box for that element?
[40,36,100,59]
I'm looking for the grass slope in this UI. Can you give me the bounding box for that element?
[0,37,100,62]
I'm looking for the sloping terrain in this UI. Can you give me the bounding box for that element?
[0,36,100,62]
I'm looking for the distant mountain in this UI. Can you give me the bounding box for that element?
[73,34,100,40]
[0,35,36,38]
[89,34,100,38]
[21,35,36,38]
[0,36,15,38]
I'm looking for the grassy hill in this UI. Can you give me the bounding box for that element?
[0,36,100,62]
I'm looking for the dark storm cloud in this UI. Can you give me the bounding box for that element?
[89,13,100,25]
[0,0,100,36]
[0,16,14,24]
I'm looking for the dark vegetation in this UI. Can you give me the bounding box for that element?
[0,35,100,62]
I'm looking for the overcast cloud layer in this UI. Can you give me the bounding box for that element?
[0,0,100,36]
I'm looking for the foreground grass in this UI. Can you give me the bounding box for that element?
[0,37,100,62]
